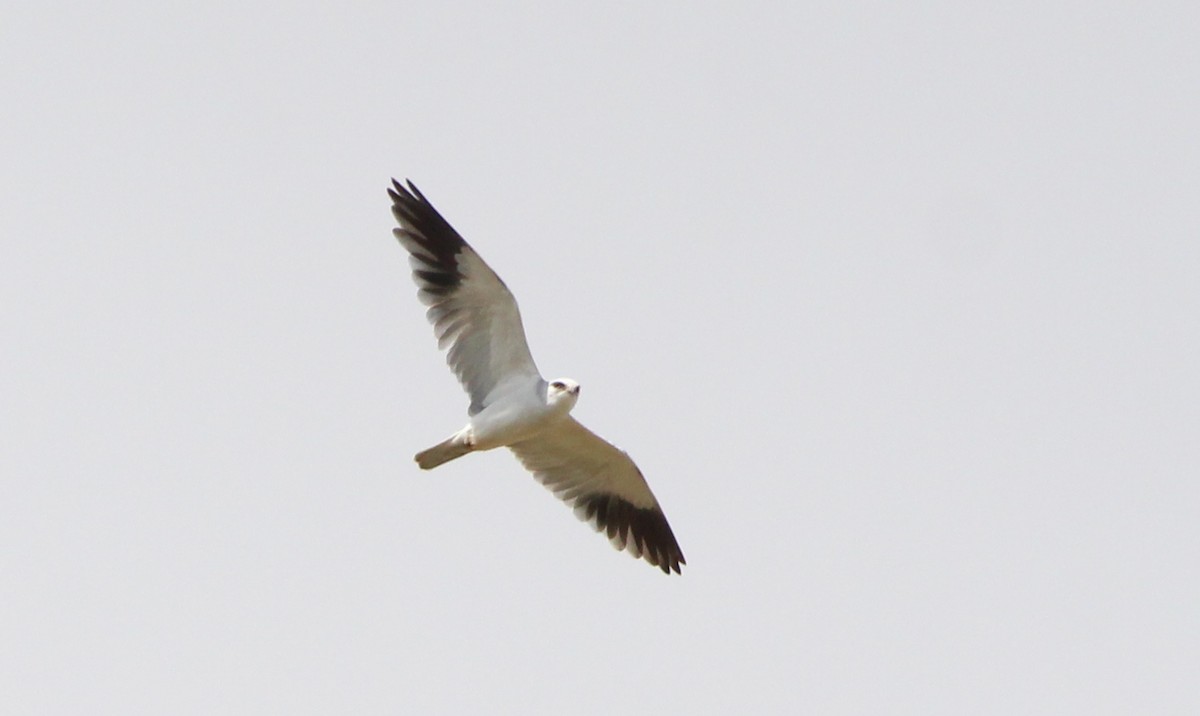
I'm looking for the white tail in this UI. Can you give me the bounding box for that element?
[415,434,472,470]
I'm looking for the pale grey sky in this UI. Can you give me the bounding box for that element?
[3,3,1197,714]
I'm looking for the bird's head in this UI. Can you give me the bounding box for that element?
[546,378,581,412]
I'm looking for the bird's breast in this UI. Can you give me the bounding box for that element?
[469,397,563,450]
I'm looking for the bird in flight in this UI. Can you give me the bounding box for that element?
[388,179,685,574]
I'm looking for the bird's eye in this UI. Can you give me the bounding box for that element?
[551,381,565,390]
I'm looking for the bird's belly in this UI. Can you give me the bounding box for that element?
[470,402,559,450]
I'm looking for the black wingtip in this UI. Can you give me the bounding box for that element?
[388,178,466,249]
[405,179,427,202]
[387,178,426,201]
[578,493,686,575]
[388,178,414,202]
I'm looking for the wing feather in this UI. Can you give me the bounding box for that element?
[509,418,685,574]
[388,179,542,414]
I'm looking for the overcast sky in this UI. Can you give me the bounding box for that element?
[3,3,1197,714]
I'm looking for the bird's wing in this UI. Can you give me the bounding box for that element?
[509,417,685,574]
[389,179,542,414]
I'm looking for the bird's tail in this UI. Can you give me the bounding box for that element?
[415,433,473,470]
